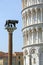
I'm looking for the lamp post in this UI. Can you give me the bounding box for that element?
[5,20,18,65]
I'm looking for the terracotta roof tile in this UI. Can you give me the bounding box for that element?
[0,52,23,57]
[14,52,23,55]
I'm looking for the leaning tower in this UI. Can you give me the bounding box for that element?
[22,0,43,65]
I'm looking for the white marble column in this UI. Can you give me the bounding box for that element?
[31,9,33,25]
[28,0,29,6]
[32,30,33,44]
[29,29,32,45]
[37,28,39,44]
[28,35,29,45]
[41,8,42,23]
[34,10,36,24]
[28,55,30,65]
[28,10,31,25]
[23,31,27,46]
[42,28,43,42]
[37,8,41,23]
[24,12,27,27]
[27,11,29,26]
[33,29,36,44]
[27,0,28,7]
[31,0,32,5]
[37,0,39,4]
[22,13,26,28]
[29,55,32,65]
[25,55,29,65]
[25,30,28,45]
[32,9,36,24]
[24,56,26,65]
[33,0,35,5]
[23,32,25,46]
[25,31,27,45]
[29,0,31,5]
[35,0,37,4]
[36,8,38,24]
[22,15,24,28]
[38,28,42,43]
[28,12,29,26]
[42,9,43,23]
[31,9,35,24]
[24,0,27,8]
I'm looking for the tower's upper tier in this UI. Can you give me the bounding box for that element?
[22,0,43,10]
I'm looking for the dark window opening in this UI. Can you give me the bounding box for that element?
[18,61,20,65]
[18,56,20,59]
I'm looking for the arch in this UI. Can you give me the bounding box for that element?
[32,8,36,24]
[29,48,36,54]
[38,27,42,43]
[37,8,41,23]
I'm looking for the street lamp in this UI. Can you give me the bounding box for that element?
[5,20,18,65]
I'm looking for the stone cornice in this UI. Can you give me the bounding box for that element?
[22,23,43,31]
[22,3,43,13]
[22,43,43,49]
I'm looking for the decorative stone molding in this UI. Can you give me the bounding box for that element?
[37,8,41,12]
[24,49,28,55]
[32,8,36,13]
[33,28,36,32]
[29,48,36,54]
[29,28,32,33]
[38,27,42,31]
[28,10,31,15]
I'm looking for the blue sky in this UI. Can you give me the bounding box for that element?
[0,0,23,52]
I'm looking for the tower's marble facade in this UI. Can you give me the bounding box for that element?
[22,0,43,65]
